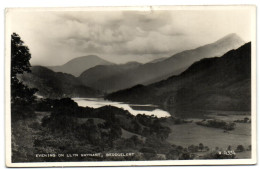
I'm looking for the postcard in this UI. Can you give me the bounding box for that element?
[5,6,256,167]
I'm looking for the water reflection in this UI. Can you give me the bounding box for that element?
[72,98,171,118]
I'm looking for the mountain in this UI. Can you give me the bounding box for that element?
[48,55,113,77]
[79,62,142,92]
[18,66,102,98]
[79,34,245,92]
[106,42,251,112]
[148,57,167,63]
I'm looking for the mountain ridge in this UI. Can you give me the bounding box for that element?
[79,61,142,91]
[106,42,251,112]
[19,66,102,98]
[79,33,245,92]
[48,55,113,77]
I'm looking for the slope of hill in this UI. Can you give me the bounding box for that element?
[106,42,251,112]
[18,66,102,98]
[80,34,245,92]
[48,55,113,77]
[148,57,167,63]
[79,62,142,91]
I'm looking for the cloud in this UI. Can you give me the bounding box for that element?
[9,9,252,66]
[55,10,186,56]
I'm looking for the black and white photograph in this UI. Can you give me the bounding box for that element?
[5,6,256,167]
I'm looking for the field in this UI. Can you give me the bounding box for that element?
[163,114,251,158]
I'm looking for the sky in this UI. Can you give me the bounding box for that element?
[7,7,253,66]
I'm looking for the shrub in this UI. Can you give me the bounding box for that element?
[139,147,157,160]
[236,145,245,152]
[196,119,235,130]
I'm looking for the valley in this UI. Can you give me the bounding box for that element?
[13,33,252,162]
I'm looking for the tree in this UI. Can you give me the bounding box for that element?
[139,147,157,160]
[236,145,245,152]
[199,143,204,151]
[204,146,210,151]
[244,117,249,123]
[166,149,180,160]
[227,145,232,151]
[188,145,199,153]
[11,33,31,77]
[11,33,37,105]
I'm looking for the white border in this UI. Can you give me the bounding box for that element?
[3,4,258,168]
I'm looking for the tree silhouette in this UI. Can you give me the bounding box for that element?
[199,143,204,151]
[236,145,245,152]
[11,33,37,105]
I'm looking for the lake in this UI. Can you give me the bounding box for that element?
[72,97,251,158]
[72,98,250,118]
[72,97,171,118]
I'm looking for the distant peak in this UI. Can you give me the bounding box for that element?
[64,55,112,65]
[214,33,244,44]
[224,33,238,37]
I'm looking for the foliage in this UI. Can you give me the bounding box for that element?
[11,33,37,105]
[11,33,31,77]
[187,143,210,153]
[236,145,245,152]
[11,119,40,162]
[196,119,236,130]
[12,97,248,162]
[234,117,251,123]
[166,145,194,160]
[139,147,157,160]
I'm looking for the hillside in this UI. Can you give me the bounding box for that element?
[18,66,102,98]
[80,33,245,92]
[48,55,113,77]
[79,62,142,91]
[106,42,251,112]
[148,57,167,63]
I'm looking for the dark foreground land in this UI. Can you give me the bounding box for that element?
[11,98,251,162]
